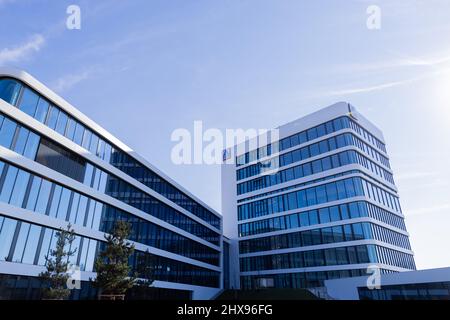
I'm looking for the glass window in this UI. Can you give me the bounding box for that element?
[55,111,68,135]
[73,122,85,145]
[308,210,319,225]
[18,88,39,118]
[23,131,40,159]
[57,188,72,221]
[0,117,17,149]
[21,224,41,264]
[303,163,312,176]
[336,180,347,199]
[317,124,326,137]
[306,188,317,206]
[9,170,30,207]
[46,105,59,130]
[322,156,332,171]
[329,206,341,221]
[316,185,327,204]
[0,218,18,261]
[0,79,22,105]
[0,166,19,203]
[326,183,338,202]
[37,228,53,265]
[299,212,309,227]
[13,126,29,155]
[287,192,297,210]
[353,223,365,240]
[25,176,41,211]
[310,143,320,157]
[48,185,62,218]
[289,214,299,229]
[340,204,350,219]
[312,160,322,174]
[319,208,330,223]
[307,128,318,140]
[35,179,52,214]
[34,98,49,123]
[333,226,344,242]
[12,222,30,262]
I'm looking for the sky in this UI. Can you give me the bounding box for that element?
[1,0,450,270]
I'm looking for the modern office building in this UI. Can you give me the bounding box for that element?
[0,67,223,300]
[222,102,416,290]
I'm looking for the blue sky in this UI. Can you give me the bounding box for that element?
[1,0,450,270]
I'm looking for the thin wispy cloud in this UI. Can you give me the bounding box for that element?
[0,34,45,65]
[51,69,92,93]
[407,203,450,216]
[327,65,450,97]
[395,171,438,181]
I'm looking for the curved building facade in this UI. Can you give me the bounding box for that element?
[0,68,223,300]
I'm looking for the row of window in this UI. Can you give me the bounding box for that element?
[238,176,401,221]
[351,131,390,168]
[0,113,40,160]
[101,206,220,266]
[238,177,365,220]
[239,221,410,254]
[371,223,411,250]
[237,132,390,182]
[236,116,351,167]
[240,244,378,272]
[0,78,220,228]
[358,282,450,300]
[0,112,221,244]
[375,245,416,270]
[237,148,394,195]
[349,117,387,153]
[0,160,220,264]
[0,215,97,271]
[240,244,414,272]
[238,201,407,237]
[0,215,220,288]
[241,268,378,290]
[238,170,359,203]
[361,178,401,213]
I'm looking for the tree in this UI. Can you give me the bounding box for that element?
[93,220,136,298]
[39,224,77,300]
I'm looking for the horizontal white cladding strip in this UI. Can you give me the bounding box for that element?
[239,217,409,241]
[0,100,222,234]
[239,239,414,258]
[0,67,222,220]
[237,166,397,203]
[0,261,221,291]
[236,128,391,175]
[239,263,410,276]
[0,201,221,272]
[0,145,221,252]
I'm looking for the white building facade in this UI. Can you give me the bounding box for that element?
[0,68,223,300]
[222,102,415,290]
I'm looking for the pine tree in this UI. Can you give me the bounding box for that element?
[39,224,77,300]
[93,220,136,298]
